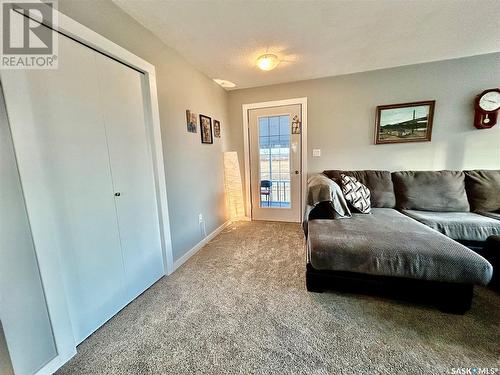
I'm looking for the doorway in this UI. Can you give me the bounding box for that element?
[243,98,307,222]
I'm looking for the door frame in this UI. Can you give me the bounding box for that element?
[1,2,174,374]
[242,97,308,221]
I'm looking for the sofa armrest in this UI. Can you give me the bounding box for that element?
[485,236,499,289]
[304,174,351,221]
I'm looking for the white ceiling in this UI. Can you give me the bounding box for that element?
[113,0,500,90]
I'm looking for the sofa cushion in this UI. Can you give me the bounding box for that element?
[465,170,500,212]
[392,171,469,212]
[307,208,492,285]
[323,170,395,208]
[402,210,500,242]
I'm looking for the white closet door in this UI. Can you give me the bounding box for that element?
[95,53,164,300]
[1,35,126,344]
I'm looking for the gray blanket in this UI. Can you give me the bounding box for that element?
[303,174,351,232]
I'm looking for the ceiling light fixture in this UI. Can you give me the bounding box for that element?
[256,54,280,71]
[213,78,236,88]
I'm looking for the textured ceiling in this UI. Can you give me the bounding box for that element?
[113,0,500,90]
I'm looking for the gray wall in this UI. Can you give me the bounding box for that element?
[58,0,229,262]
[228,53,500,211]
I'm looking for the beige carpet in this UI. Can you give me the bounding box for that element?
[58,221,500,374]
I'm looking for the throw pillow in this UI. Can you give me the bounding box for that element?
[464,170,500,213]
[341,174,371,214]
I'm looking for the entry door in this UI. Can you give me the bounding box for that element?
[248,105,302,222]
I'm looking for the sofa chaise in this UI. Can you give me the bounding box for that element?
[305,170,500,313]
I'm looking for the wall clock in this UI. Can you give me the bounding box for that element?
[474,88,500,129]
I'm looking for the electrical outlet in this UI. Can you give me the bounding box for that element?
[198,213,203,223]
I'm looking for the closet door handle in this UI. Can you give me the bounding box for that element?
[114,192,121,197]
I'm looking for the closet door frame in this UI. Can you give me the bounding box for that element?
[1,2,175,374]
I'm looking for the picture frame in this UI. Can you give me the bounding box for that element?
[291,115,301,134]
[213,120,221,138]
[186,109,197,133]
[375,100,435,145]
[199,114,213,144]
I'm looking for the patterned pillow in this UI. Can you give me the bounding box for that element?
[341,174,371,214]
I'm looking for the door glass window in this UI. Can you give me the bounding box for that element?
[258,115,291,208]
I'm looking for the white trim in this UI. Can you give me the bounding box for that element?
[173,221,231,271]
[241,97,308,221]
[142,73,175,275]
[3,2,174,374]
[301,99,308,217]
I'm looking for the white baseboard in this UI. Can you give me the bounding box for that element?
[173,220,231,271]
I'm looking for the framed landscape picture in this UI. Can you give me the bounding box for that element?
[375,100,435,145]
[199,114,213,144]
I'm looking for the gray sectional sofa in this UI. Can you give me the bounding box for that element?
[305,169,500,313]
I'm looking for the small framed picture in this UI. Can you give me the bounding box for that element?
[291,115,301,134]
[375,100,435,145]
[213,120,221,138]
[186,110,197,133]
[199,114,213,144]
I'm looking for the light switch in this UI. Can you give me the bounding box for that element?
[312,149,321,157]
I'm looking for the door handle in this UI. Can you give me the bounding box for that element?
[114,192,121,197]
[294,170,300,175]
